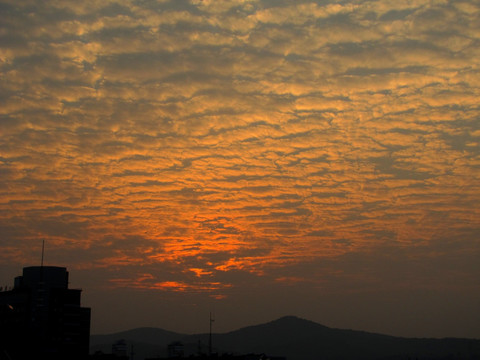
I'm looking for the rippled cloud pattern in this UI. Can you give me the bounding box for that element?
[1,0,479,335]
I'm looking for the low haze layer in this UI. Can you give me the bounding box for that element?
[1,0,479,337]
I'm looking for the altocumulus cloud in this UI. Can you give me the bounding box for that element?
[1,0,480,334]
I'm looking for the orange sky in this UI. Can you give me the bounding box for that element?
[1,0,479,338]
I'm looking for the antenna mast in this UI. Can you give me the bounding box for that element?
[209,312,215,356]
[41,239,45,267]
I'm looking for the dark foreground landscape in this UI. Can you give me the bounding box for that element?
[91,316,480,360]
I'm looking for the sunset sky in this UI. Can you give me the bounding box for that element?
[1,0,479,338]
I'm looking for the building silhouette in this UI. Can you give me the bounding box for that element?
[167,341,184,358]
[112,339,128,358]
[0,266,91,360]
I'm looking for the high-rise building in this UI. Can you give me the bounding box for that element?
[0,266,91,360]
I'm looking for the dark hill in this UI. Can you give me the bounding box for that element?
[91,316,480,360]
[90,327,182,359]
[92,327,182,345]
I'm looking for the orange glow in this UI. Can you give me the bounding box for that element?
[189,268,213,277]
[0,0,479,305]
[109,277,232,293]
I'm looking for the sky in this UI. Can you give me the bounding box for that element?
[1,0,479,339]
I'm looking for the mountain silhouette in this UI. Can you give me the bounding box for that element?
[91,316,480,360]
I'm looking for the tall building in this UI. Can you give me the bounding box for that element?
[0,266,91,360]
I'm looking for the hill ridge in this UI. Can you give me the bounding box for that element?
[91,316,480,360]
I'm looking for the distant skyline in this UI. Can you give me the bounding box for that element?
[1,0,479,338]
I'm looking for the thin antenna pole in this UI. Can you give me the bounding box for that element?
[209,312,214,356]
[41,239,45,267]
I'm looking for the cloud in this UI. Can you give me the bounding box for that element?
[0,0,479,321]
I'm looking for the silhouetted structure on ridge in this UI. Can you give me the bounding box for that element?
[112,339,128,358]
[168,341,185,358]
[0,266,91,360]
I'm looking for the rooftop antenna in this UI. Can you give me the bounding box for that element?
[39,239,46,286]
[41,239,45,267]
[209,312,215,356]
